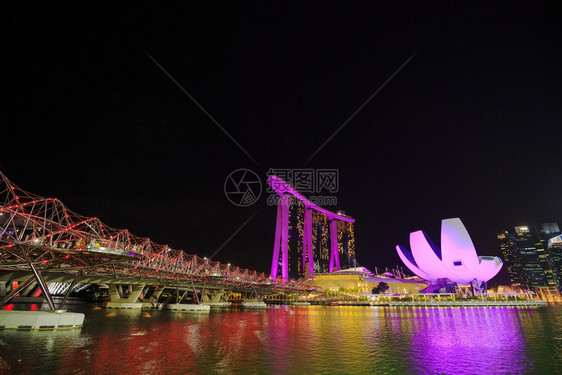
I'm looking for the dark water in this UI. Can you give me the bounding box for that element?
[0,305,560,374]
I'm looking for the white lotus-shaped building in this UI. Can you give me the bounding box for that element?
[396,218,503,285]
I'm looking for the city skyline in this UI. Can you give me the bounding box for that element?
[498,222,561,290]
[2,4,561,375]
[5,3,561,285]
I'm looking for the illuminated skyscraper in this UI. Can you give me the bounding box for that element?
[277,203,356,279]
[311,210,330,274]
[497,232,527,287]
[497,223,561,291]
[537,223,562,289]
[287,200,305,278]
[337,212,356,269]
[268,176,356,281]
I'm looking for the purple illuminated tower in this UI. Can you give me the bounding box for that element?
[268,176,355,281]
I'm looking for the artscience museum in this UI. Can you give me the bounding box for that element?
[396,218,503,290]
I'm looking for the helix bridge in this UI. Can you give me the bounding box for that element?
[0,172,311,312]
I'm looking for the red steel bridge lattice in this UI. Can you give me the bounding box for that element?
[0,172,310,310]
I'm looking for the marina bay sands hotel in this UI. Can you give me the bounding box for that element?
[268,176,357,281]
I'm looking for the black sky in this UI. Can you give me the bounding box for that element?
[6,3,562,285]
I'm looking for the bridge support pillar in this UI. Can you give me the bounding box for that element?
[270,196,290,282]
[212,289,225,303]
[163,286,210,311]
[126,284,145,303]
[0,310,85,330]
[191,279,201,304]
[108,284,121,302]
[176,290,189,304]
[329,220,341,273]
[140,287,164,309]
[303,207,314,277]
[241,298,267,308]
[166,303,210,312]
[58,272,81,310]
[148,287,164,303]
[22,249,56,311]
[22,282,38,297]
[223,290,232,303]
[241,288,267,308]
[104,283,146,309]
[202,292,210,302]
[0,276,35,306]
[202,289,230,307]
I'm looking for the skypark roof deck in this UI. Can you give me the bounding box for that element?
[267,176,355,223]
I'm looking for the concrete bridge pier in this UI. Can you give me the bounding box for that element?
[165,282,211,312]
[0,275,84,330]
[202,289,231,308]
[241,289,267,308]
[241,297,267,308]
[166,288,211,312]
[166,302,211,312]
[103,283,146,309]
[141,286,164,309]
[109,284,121,302]
[126,284,144,303]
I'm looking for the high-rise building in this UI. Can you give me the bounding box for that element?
[497,223,561,291]
[311,210,330,274]
[497,232,527,287]
[537,223,562,289]
[277,199,356,279]
[337,214,356,269]
[268,175,357,281]
[286,200,305,278]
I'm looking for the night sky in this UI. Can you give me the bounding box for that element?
[6,3,562,285]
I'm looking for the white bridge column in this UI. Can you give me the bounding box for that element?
[104,283,146,309]
[126,284,145,303]
[108,284,121,302]
[147,287,163,304]
[202,289,230,307]
[212,290,225,302]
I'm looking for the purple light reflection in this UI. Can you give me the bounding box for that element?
[406,307,529,374]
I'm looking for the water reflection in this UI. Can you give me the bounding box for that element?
[405,307,528,374]
[0,305,559,374]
